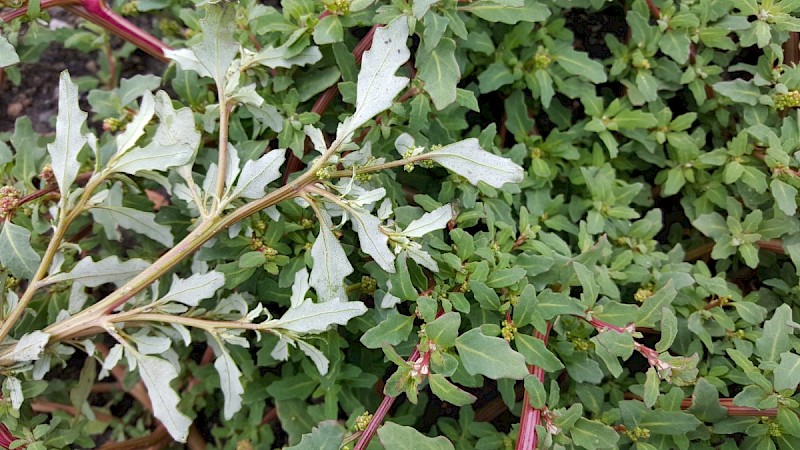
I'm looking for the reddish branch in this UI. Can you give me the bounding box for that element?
[516,322,552,450]
[353,347,421,450]
[1,0,170,61]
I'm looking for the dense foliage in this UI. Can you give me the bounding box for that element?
[4,0,800,448]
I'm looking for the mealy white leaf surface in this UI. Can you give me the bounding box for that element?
[214,350,244,420]
[99,344,123,380]
[48,71,88,194]
[296,339,330,375]
[0,34,20,67]
[272,299,367,334]
[309,225,353,302]
[110,92,201,175]
[350,208,396,273]
[290,268,310,309]
[403,204,453,238]
[136,354,193,442]
[242,45,322,69]
[115,91,155,155]
[337,18,410,142]
[165,5,238,87]
[406,244,439,272]
[44,256,150,287]
[229,150,286,200]
[160,272,225,307]
[90,205,174,247]
[426,138,524,188]
[4,377,22,410]
[0,331,50,363]
[304,125,327,153]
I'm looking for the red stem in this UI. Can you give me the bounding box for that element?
[1,0,170,61]
[353,348,421,450]
[516,323,552,450]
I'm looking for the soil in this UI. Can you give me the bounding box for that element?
[0,9,165,134]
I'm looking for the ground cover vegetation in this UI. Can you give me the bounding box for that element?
[2,0,800,448]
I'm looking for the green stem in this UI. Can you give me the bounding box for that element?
[41,159,324,344]
[327,155,426,179]
[0,174,106,343]
[108,311,265,332]
[214,99,232,207]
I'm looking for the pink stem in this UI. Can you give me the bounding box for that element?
[1,0,170,61]
[516,323,552,450]
[65,0,170,61]
[353,348,421,450]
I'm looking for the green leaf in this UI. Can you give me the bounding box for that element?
[713,79,761,105]
[313,15,343,45]
[611,110,658,129]
[504,89,534,138]
[310,225,353,303]
[478,62,515,93]
[572,262,597,305]
[524,374,546,408]
[455,328,529,380]
[0,222,41,280]
[535,289,585,320]
[643,367,660,407]
[425,312,461,348]
[638,410,701,434]
[553,42,607,84]
[570,418,619,449]
[515,334,564,371]
[461,0,550,24]
[338,18,410,142]
[360,312,414,349]
[135,354,192,442]
[47,71,88,195]
[486,267,526,288]
[377,422,455,450]
[656,307,677,352]
[403,204,454,237]
[286,421,345,450]
[756,304,794,363]
[418,38,460,110]
[214,348,244,420]
[687,378,728,422]
[243,45,322,70]
[659,30,691,64]
[426,138,524,188]
[772,178,798,215]
[693,213,728,239]
[636,281,677,327]
[428,374,477,406]
[774,352,800,391]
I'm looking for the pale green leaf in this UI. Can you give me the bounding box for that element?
[337,18,410,142]
[90,205,174,247]
[426,138,524,188]
[135,354,192,442]
[350,208,396,273]
[554,42,607,84]
[44,256,150,287]
[403,204,454,238]
[160,272,225,307]
[310,225,353,302]
[772,178,798,216]
[570,418,619,449]
[756,304,794,363]
[286,421,345,450]
[0,34,20,67]
[0,331,50,363]
[48,71,88,194]
[0,222,41,280]
[229,150,286,200]
[110,92,200,174]
[242,45,322,70]
[713,79,761,105]
[461,0,550,24]
[115,91,155,155]
[775,352,800,391]
[271,299,367,334]
[214,349,244,420]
